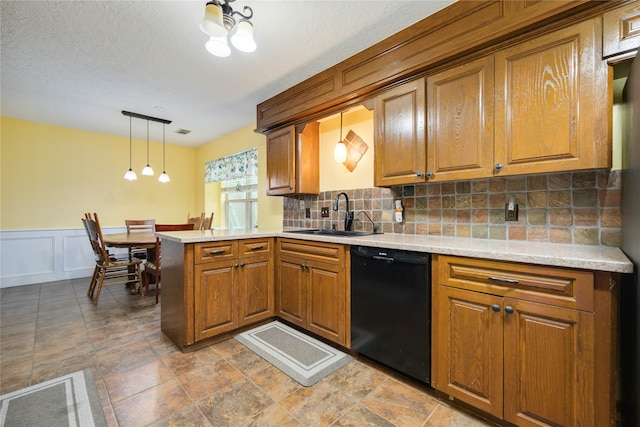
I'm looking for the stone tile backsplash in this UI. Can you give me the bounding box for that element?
[282,169,622,247]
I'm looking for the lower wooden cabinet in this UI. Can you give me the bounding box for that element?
[432,255,616,427]
[276,238,349,347]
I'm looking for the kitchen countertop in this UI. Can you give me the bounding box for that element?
[156,228,633,274]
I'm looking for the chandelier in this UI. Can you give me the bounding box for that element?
[200,0,256,57]
[122,111,172,183]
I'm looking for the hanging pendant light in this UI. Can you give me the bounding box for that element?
[158,124,171,183]
[124,115,137,181]
[334,112,347,163]
[141,119,154,176]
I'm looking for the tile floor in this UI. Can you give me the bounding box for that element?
[0,278,494,427]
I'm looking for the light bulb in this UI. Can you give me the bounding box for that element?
[158,172,170,183]
[124,168,137,181]
[334,142,347,163]
[142,165,154,176]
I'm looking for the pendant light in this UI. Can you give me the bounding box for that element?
[123,116,137,181]
[333,112,347,163]
[158,124,171,183]
[141,120,154,176]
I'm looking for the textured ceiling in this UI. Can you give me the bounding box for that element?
[1,0,456,147]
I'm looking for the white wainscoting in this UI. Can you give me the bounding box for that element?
[0,227,128,288]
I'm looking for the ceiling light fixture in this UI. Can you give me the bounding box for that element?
[158,124,170,183]
[200,0,256,57]
[334,112,347,163]
[124,115,137,181]
[121,111,172,182]
[141,120,154,176]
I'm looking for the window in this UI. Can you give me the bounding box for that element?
[221,176,258,230]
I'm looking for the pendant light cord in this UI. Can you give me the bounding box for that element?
[162,124,166,170]
[129,116,132,168]
[146,120,150,164]
[339,112,343,141]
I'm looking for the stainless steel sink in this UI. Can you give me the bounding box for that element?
[284,229,381,237]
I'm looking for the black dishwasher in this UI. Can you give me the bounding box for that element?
[350,246,431,383]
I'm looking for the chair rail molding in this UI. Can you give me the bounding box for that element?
[0,227,127,288]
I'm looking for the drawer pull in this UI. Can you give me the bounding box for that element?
[505,306,514,315]
[491,304,500,312]
[208,249,226,255]
[249,245,265,250]
[488,276,519,284]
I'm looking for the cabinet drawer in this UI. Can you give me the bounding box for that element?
[434,255,594,311]
[239,238,273,257]
[278,238,344,265]
[194,241,238,264]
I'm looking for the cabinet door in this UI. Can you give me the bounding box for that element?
[238,256,274,326]
[374,78,426,186]
[427,55,495,181]
[432,285,504,418]
[266,126,296,195]
[276,257,306,327]
[503,298,594,427]
[495,19,610,175]
[307,261,346,346]
[194,261,238,340]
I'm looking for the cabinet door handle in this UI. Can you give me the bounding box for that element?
[240,262,245,267]
[426,171,432,178]
[208,249,226,255]
[304,264,309,269]
[416,172,423,177]
[488,276,519,284]
[300,264,305,269]
[491,304,500,312]
[505,306,514,315]
[249,245,264,250]
[495,163,503,171]
[234,263,239,268]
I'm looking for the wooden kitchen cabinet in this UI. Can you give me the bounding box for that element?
[276,238,349,347]
[266,122,319,195]
[603,0,640,60]
[163,238,274,348]
[432,255,616,427]
[374,78,426,186]
[426,55,495,182]
[378,18,610,185]
[494,18,610,176]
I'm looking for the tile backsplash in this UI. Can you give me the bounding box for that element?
[283,169,622,247]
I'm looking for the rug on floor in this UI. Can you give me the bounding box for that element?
[235,321,352,386]
[0,369,107,427]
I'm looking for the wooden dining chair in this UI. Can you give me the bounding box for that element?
[201,212,214,230]
[186,213,204,230]
[82,213,144,304]
[143,223,195,303]
[125,219,155,260]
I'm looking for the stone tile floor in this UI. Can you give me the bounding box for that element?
[0,278,494,426]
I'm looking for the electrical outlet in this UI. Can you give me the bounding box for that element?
[299,200,305,210]
[504,198,519,221]
[321,207,329,217]
[305,208,311,218]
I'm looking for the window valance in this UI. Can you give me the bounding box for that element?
[205,148,258,183]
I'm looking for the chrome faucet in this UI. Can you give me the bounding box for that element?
[357,211,378,233]
[333,192,353,231]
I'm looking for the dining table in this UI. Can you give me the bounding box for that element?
[103,232,157,294]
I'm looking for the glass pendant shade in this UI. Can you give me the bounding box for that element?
[206,35,231,57]
[230,19,256,52]
[158,172,171,183]
[334,141,347,163]
[200,3,227,38]
[124,168,137,181]
[142,165,154,176]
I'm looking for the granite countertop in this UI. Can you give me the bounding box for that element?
[156,228,633,274]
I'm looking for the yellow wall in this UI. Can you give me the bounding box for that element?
[319,107,374,191]
[195,124,283,229]
[1,117,196,229]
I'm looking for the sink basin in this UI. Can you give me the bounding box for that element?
[285,229,381,237]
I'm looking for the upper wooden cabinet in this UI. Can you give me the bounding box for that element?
[426,55,495,182]
[256,1,615,133]
[603,0,640,60]
[374,78,426,186]
[494,18,610,176]
[266,122,319,195]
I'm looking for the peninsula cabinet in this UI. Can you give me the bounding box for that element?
[161,238,274,350]
[265,121,319,196]
[276,238,349,347]
[377,18,611,185]
[432,255,617,427]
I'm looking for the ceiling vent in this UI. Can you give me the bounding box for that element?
[175,128,191,135]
